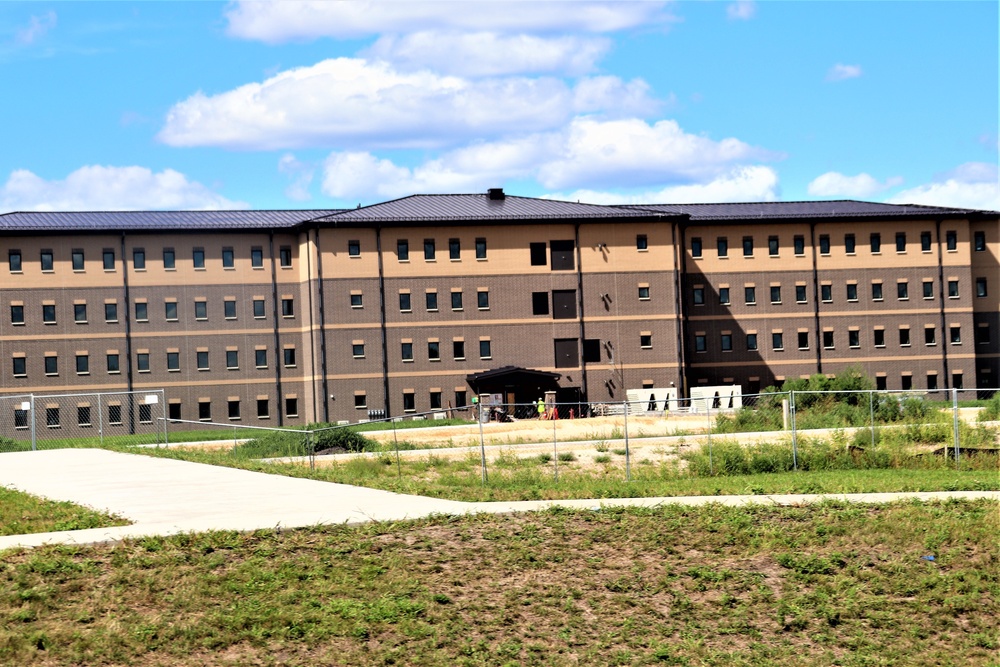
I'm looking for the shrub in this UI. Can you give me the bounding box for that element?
[309,425,376,453]
[978,394,1000,422]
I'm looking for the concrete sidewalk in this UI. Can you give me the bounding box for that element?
[1,449,997,551]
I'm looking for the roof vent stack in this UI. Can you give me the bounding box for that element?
[487,187,505,201]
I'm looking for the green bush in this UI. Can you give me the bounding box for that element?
[978,394,1000,422]
[309,425,375,453]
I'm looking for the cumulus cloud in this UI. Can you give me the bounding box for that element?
[0,165,246,212]
[157,58,658,151]
[363,31,611,77]
[545,166,780,205]
[224,1,669,43]
[807,172,903,198]
[727,1,756,21]
[15,10,57,45]
[278,154,315,202]
[826,63,862,82]
[886,162,1000,211]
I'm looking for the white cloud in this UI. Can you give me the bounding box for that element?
[727,1,756,21]
[363,31,610,77]
[278,154,315,202]
[157,58,658,151]
[886,162,1000,211]
[224,1,669,43]
[15,10,57,45]
[0,165,246,212]
[807,171,903,198]
[545,166,781,205]
[826,63,862,82]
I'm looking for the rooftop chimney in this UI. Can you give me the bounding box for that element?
[487,187,505,201]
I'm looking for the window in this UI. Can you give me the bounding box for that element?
[691,237,703,258]
[927,374,938,391]
[40,250,54,271]
[428,341,440,361]
[901,375,913,391]
[75,303,88,323]
[870,233,881,253]
[451,291,463,311]
[45,355,58,375]
[745,286,756,305]
[253,299,265,319]
[583,339,601,363]
[640,333,652,349]
[823,331,834,349]
[77,406,91,427]
[14,408,28,427]
[721,333,732,351]
[950,326,961,344]
[424,239,436,261]
[46,407,60,428]
[743,236,753,257]
[770,286,781,304]
[795,285,807,303]
[746,333,758,351]
[899,328,910,346]
[925,327,936,346]
[974,231,986,252]
[43,304,56,324]
[946,231,957,251]
[846,284,858,301]
[228,400,241,421]
[192,248,205,269]
[897,281,908,300]
[163,248,176,269]
[552,290,577,319]
[401,342,414,362]
[532,292,549,315]
[895,232,906,252]
[976,277,987,297]
[354,394,366,409]
[798,331,809,349]
[819,235,830,255]
[195,300,208,320]
[475,237,487,259]
[948,280,959,298]
[72,249,85,271]
[281,298,294,317]
[167,352,180,371]
[107,353,120,373]
[479,339,492,359]
[197,350,209,370]
[137,353,150,372]
[794,235,805,255]
[425,291,438,311]
[224,299,237,319]
[977,324,991,345]
[555,338,580,367]
[638,286,650,300]
[73,354,87,374]
[250,246,263,268]
[717,237,728,258]
[636,234,648,251]
[845,234,856,254]
[719,287,730,305]
[694,334,706,352]
[872,282,883,301]
[768,236,779,256]
[11,305,24,325]
[397,239,409,261]
[9,250,22,272]
[455,390,468,408]
[255,349,267,368]
[257,399,269,419]
[820,285,832,302]
[165,301,178,321]
[348,240,360,257]
[874,329,885,347]
[222,247,234,268]
[12,357,26,377]
[530,242,547,265]
[923,281,934,299]
[285,398,298,417]
[848,330,860,348]
[550,240,575,270]
[132,248,146,270]
[692,287,705,305]
[279,246,292,267]
[283,348,297,367]
[350,293,363,308]
[772,332,784,350]
[449,238,460,260]
[135,302,148,321]
[453,340,465,360]
[399,293,412,312]
[226,350,239,369]
[477,290,490,310]
[105,302,118,322]
[402,393,415,412]
[921,231,932,252]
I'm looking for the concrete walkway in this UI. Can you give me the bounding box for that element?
[1,449,997,551]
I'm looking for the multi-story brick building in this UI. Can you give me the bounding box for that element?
[1,190,996,433]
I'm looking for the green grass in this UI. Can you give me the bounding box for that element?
[0,487,128,536]
[1,500,996,666]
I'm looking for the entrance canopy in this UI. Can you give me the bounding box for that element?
[465,366,561,404]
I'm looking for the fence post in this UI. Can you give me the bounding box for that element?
[952,387,960,465]
[161,390,169,447]
[706,400,713,476]
[790,390,798,471]
[478,409,488,484]
[869,390,876,449]
[29,393,36,452]
[623,400,631,482]
[552,407,558,482]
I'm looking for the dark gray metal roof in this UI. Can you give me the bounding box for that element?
[0,210,342,232]
[316,194,664,223]
[622,200,995,221]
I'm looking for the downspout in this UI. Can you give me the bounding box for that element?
[314,227,330,423]
[120,232,135,434]
[574,223,588,400]
[935,219,951,388]
[269,232,284,426]
[809,222,822,374]
[376,226,391,417]
[305,229,318,421]
[672,218,687,399]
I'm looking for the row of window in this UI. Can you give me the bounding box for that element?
[692,324,989,354]
[7,246,294,273]
[9,347,298,378]
[389,237,488,262]
[690,230,987,259]
[9,297,293,326]
[397,339,491,362]
[353,390,469,412]
[692,278,987,307]
[394,289,489,313]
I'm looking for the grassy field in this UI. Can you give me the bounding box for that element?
[1,500,996,666]
[0,487,128,536]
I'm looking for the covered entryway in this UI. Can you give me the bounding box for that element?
[466,366,564,418]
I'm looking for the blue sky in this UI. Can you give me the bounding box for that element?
[1,1,997,212]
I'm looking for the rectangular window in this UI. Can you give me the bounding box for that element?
[133,248,146,270]
[449,238,460,260]
[453,340,465,360]
[691,237,703,258]
[895,232,906,252]
[72,249,85,271]
[450,291,463,311]
[555,338,580,367]
[197,350,209,370]
[424,239,436,261]
[348,240,360,257]
[46,407,60,428]
[719,287,730,305]
[927,374,938,391]
[977,324,991,345]
[897,281,908,300]
[640,333,652,349]
[692,287,705,305]
[746,333,758,351]
[40,250,54,271]
[950,326,961,344]
[583,338,601,363]
[532,291,549,315]
[550,240,575,270]
[134,302,148,322]
[976,277,987,297]
[198,401,211,421]
[257,399,269,419]
[279,246,292,267]
[255,349,267,368]
[923,281,934,299]
[76,354,89,375]
[105,302,118,322]
[281,298,294,317]
[165,301,178,321]
[253,299,265,319]
[136,353,150,372]
[770,286,781,304]
[479,339,492,359]
[226,350,239,369]
[845,234,856,254]
[11,305,24,325]
[78,406,91,427]
[12,357,26,377]
[974,231,986,252]
[925,327,936,346]
[251,246,263,268]
[192,248,205,269]
[846,283,858,301]
[285,398,298,417]
[798,331,809,350]
[870,233,881,254]
[14,408,28,427]
[872,282,883,301]
[948,280,959,298]
[228,400,241,421]
[283,348,297,367]
[475,237,487,259]
[75,303,88,323]
[794,235,805,255]
[402,393,415,412]
[721,333,733,351]
[137,404,152,425]
[9,250,22,272]
[425,291,438,311]
[772,332,784,350]
[399,292,412,312]
[224,299,237,319]
[848,330,860,348]
[354,394,367,409]
[874,329,885,347]
[921,231,932,252]
[823,331,834,349]
[768,236,779,256]
[222,247,235,268]
[717,237,728,258]
[401,342,413,362]
[195,300,208,320]
[742,236,753,257]
[636,234,648,251]
[795,285,807,303]
[45,355,58,375]
[397,239,409,261]
[455,390,468,408]
[530,242,547,265]
[946,231,957,251]
[350,293,363,308]
[107,353,120,373]
[163,248,176,269]
[167,352,180,371]
[694,334,706,352]
[745,286,756,305]
[552,290,577,319]
[819,235,830,255]
[899,328,910,346]
[43,304,56,324]
[638,286,650,300]
[428,341,440,361]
